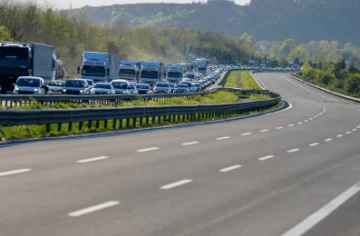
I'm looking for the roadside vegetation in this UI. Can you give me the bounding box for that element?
[297,61,360,98]
[0,101,282,141]
[224,71,262,90]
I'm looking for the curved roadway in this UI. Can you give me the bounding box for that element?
[1,73,360,236]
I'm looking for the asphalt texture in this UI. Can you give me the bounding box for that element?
[1,73,360,236]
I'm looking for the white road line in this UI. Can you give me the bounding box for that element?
[219,165,242,172]
[304,120,308,123]
[258,155,274,161]
[276,127,284,130]
[68,201,120,217]
[357,126,360,128]
[241,132,252,136]
[161,179,193,190]
[353,129,357,131]
[288,124,294,127]
[260,129,269,132]
[309,143,319,147]
[313,116,317,118]
[309,118,313,120]
[0,168,32,177]
[336,134,343,138]
[297,122,302,125]
[281,180,360,236]
[287,148,300,153]
[324,138,332,142]
[215,136,231,140]
[181,141,199,146]
[346,131,351,134]
[137,147,159,153]
[267,101,293,115]
[77,156,108,163]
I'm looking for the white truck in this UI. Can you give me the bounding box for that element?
[139,61,165,86]
[119,60,139,83]
[196,58,208,76]
[167,64,185,84]
[0,42,56,93]
[78,52,120,83]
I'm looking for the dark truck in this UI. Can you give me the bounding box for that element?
[0,42,56,93]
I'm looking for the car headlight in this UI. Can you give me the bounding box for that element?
[107,91,111,94]
[14,86,19,91]
[80,90,84,93]
[90,90,95,94]
[34,88,38,92]
[147,90,152,93]
[63,89,66,92]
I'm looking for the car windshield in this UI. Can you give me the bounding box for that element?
[156,83,169,87]
[168,72,181,78]
[49,81,64,86]
[137,84,150,89]
[82,65,106,76]
[86,80,94,86]
[16,78,40,87]
[119,69,136,77]
[112,82,128,89]
[129,84,136,89]
[186,73,195,79]
[65,80,86,88]
[94,84,112,89]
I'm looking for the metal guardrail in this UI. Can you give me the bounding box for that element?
[0,92,281,133]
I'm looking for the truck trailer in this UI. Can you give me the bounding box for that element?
[0,42,56,93]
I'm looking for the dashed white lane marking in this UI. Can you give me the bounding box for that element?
[309,118,313,120]
[287,148,300,153]
[181,141,199,146]
[288,124,294,127]
[137,147,159,153]
[281,180,360,236]
[325,138,332,142]
[346,131,351,134]
[77,156,108,164]
[309,143,319,147]
[336,134,343,138]
[258,155,274,161]
[68,201,120,217]
[219,165,242,173]
[0,168,32,177]
[304,120,308,123]
[241,132,252,136]
[260,129,269,132]
[276,127,284,130]
[297,122,302,125]
[353,129,357,131]
[161,179,193,190]
[313,116,317,118]
[215,136,231,141]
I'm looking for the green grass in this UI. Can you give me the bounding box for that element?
[0,101,282,141]
[6,91,239,110]
[224,71,262,90]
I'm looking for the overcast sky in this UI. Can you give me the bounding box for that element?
[50,0,251,9]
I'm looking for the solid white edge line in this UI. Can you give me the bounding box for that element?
[219,165,242,173]
[309,143,319,147]
[281,180,360,236]
[0,168,32,177]
[324,138,332,142]
[181,141,199,146]
[287,148,300,153]
[161,179,193,190]
[258,155,274,161]
[137,147,159,152]
[215,136,231,140]
[68,201,120,217]
[241,132,252,136]
[77,156,108,163]
[267,101,293,115]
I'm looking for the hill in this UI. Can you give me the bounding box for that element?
[65,0,360,46]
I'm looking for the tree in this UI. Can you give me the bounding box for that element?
[345,74,360,94]
[0,25,13,41]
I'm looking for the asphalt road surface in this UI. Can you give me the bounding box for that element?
[1,73,360,236]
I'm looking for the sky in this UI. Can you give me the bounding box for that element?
[50,0,251,9]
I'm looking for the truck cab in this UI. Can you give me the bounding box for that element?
[139,61,165,86]
[119,61,138,83]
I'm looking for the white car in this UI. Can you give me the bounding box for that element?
[90,83,115,95]
[13,76,46,95]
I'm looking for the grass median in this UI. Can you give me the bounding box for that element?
[224,71,262,90]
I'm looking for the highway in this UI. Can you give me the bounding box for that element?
[1,73,360,236]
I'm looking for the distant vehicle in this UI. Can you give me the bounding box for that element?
[13,76,46,95]
[84,79,94,88]
[136,83,152,94]
[55,59,66,79]
[119,60,138,83]
[0,42,56,93]
[78,52,120,83]
[168,83,176,93]
[194,83,202,92]
[47,80,65,94]
[196,58,208,76]
[129,82,138,94]
[167,64,185,84]
[111,79,130,94]
[176,83,191,93]
[153,82,171,94]
[185,71,195,81]
[62,79,91,95]
[139,61,165,86]
[90,83,115,95]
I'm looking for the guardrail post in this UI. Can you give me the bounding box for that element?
[104,120,108,129]
[140,117,143,126]
[88,120,92,129]
[68,122,73,132]
[126,118,130,128]
[133,118,137,128]
[119,119,122,129]
[58,123,62,132]
[79,121,83,131]
[96,120,100,129]
[113,119,116,129]
[146,117,149,126]
[46,124,50,133]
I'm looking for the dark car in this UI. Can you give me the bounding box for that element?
[136,83,152,94]
[62,79,91,95]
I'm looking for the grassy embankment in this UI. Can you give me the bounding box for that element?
[0,91,281,141]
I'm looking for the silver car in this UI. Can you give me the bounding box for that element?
[154,82,171,93]
[47,80,65,94]
[90,83,115,95]
[111,80,130,94]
